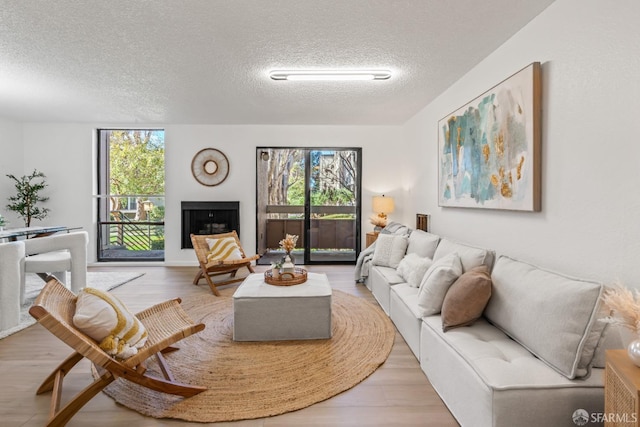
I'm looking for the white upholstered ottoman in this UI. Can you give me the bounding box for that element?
[233,272,332,341]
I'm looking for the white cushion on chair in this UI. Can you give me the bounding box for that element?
[25,251,71,272]
[22,231,88,294]
[73,287,148,360]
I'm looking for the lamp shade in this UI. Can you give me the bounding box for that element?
[372,195,394,215]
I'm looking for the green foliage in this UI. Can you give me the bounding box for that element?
[108,130,164,220]
[150,238,165,250]
[109,130,164,207]
[6,169,50,227]
[148,205,165,222]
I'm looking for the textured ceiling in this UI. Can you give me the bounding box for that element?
[0,0,555,125]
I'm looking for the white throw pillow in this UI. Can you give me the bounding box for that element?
[371,234,409,269]
[397,253,433,288]
[417,252,463,316]
[73,288,148,359]
[206,237,243,262]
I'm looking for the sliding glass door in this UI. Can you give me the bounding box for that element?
[256,147,361,265]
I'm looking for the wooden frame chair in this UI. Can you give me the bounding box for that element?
[191,231,259,296]
[29,278,206,427]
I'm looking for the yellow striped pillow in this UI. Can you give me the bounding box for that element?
[206,237,243,262]
[73,288,148,360]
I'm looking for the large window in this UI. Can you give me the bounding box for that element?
[256,147,362,265]
[97,129,165,261]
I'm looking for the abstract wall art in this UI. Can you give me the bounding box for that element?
[438,62,541,211]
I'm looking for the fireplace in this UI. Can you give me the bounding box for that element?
[181,201,240,248]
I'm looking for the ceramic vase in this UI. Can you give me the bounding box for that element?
[628,339,640,367]
[281,251,295,265]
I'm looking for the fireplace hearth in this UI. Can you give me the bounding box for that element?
[181,201,240,249]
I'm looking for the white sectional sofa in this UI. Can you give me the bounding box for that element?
[359,225,620,427]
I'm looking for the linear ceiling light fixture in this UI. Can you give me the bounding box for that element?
[269,70,392,81]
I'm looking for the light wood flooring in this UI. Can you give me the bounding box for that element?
[0,265,459,427]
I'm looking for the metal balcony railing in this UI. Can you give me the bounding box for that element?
[98,219,165,261]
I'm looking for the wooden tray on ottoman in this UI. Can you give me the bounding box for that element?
[264,268,308,286]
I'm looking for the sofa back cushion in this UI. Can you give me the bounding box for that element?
[433,238,494,273]
[484,255,605,379]
[406,230,440,259]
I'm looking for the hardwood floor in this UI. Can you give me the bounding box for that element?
[0,265,459,427]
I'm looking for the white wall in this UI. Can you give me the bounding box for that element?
[17,123,403,264]
[164,125,404,265]
[402,0,640,285]
[0,118,24,226]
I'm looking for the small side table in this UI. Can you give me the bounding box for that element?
[605,349,640,426]
[366,232,379,248]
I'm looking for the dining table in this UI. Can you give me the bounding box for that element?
[0,226,78,241]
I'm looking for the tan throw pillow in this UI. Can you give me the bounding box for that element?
[441,265,492,332]
[206,237,243,262]
[73,288,148,359]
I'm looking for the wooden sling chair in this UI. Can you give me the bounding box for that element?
[191,231,260,296]
[29,278,206,427]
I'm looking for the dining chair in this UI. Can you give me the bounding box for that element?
[21,231,89,303]
[0,241,25,331]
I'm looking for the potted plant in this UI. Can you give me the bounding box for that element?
[6,169,50,227]
[270,261,282,278]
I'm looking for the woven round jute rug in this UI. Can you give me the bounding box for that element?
[97,288,395,422]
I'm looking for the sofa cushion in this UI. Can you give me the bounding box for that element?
[375,265,406,285]
[421,316,605,427]
[433,238,494,273]
[485,255,605,379]
[372,233,408,268]
[397,253,433,288]
[422,316,605,390]
[441,265,492,332]
[592,323,624,368]
[417,252,462,316]
[406,230,440,259]
[391,283,422,318]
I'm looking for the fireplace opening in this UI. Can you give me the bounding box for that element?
[181,201,240,249]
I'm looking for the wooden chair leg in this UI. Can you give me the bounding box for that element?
[204,273,221,296]
[37,351,84,394]
[156,351,175,382]
[193,269,204,285]
[46,372,115,427]
[121,368,206,397]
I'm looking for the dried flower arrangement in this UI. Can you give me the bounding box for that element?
[369,214,387,228]
[600,284,640,334]
[279,234,298,253]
